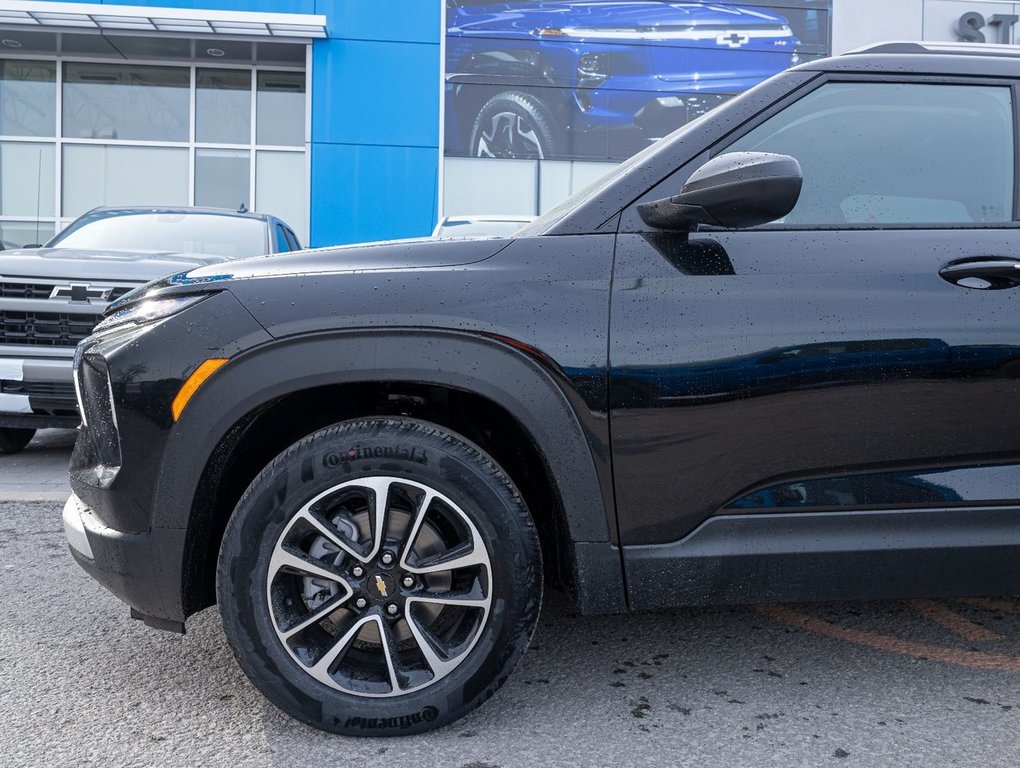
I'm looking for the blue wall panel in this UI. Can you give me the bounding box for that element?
[316,0,441,43]
[308,1,441,245]
[311,39,439,148]
[310,142,438,246]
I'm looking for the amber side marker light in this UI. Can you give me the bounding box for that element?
[172,358,229,421]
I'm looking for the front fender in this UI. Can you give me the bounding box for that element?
[154,328,625,614]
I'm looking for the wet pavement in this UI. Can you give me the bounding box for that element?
[1,491,1020,766]
[0,428,76,501]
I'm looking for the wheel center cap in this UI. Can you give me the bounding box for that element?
[368,572,395,601]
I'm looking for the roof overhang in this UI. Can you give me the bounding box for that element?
[0,1,327,40]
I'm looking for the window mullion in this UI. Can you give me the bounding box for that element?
[188,65,196,207]
[249,68,257,212]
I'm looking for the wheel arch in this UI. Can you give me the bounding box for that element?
[152,329,624,622]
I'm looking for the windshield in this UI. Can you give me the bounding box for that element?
[47,212,269,259]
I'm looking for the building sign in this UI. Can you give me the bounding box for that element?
[957,11,1019,43]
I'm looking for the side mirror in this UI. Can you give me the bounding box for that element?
[638,151,802,231]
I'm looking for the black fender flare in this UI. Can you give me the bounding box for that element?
[154,329,625,614]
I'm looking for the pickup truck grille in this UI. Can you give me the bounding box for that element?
[0,309,99,347]
[0,281,61,300]
[0,380,76,398]
[0,281,135,301]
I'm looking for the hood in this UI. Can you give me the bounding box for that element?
[0,247,231,284]
[167,236,511,285]
[449,1,790,36]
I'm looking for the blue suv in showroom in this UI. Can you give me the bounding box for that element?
[445,0,801,160]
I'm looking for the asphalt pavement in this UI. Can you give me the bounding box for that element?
[2,441,1020,767]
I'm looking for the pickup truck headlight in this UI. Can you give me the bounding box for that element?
[536,25,794,42]
[93,294,207,334]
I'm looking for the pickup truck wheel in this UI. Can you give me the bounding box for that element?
[0,427,35,454]
[470,90,560,159]
[217,417,542,735]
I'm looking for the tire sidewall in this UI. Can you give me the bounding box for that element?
[217,418,542,736]
[469,90,560,159]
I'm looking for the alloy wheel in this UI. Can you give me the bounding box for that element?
[265,476,492,697]
[475,111,545,159]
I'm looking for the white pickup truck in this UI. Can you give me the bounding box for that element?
[0,205,300,453]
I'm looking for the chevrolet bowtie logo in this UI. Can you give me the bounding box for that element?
[50,283,114,304]
[717,31,750,48]
[374,574,389,598]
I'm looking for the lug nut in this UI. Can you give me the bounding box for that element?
[401,575,415,589]
[355,597,368,609]
[351,565,365,578]
[380,552,395,565]
[386,603,399,616]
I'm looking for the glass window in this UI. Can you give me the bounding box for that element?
[0,142,54,217]
[256,150,305,242]
[196,69,251,144]
[49,211,268,259]
[285,227,301,250]
[274,223,291,252]
[0,221,54,249]
[723,83,1014,226]
[62,144,188,217]
[443,157,537,215]
[195,149,250,211]
[62,63,189,141]
[0,60,56,137]
[256,71,304,146]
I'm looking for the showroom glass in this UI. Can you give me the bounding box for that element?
[256,151,305,240]
[0,57,308,244]
[0,141,55,217]
[62,144,188,217]
[0,221,53,248]
[195,149,250,210]
[256,71,304,146]
[49,212,268,259]
[0,60,55,137]
[62,63,190,141]
[196,69,251,145]
[722,82,1014,226]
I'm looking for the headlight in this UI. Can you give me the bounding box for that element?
[93,294,208,334]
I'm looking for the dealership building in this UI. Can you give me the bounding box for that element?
[0,0,1016,249]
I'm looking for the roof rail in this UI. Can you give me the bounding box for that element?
[847,40,1020,58]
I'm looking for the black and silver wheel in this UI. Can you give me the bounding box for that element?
[217,418,542,735]
[469,90,560,160]
[0,427,35,454]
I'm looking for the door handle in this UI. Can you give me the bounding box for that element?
[939,258,1020,290]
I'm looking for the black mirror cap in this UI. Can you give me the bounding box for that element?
[638,151,802,231]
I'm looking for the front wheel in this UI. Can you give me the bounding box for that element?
[217,418,542,735]
[469,90,560,159]
[0,427,35,454]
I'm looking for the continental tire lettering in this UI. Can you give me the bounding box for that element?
[323,446,429,468]
[342,706,439,730]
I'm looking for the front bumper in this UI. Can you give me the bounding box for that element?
[66,289,273,628]
[0,354,79,428]
[63,491,187,629]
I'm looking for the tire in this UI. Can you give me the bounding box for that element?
[469,90,560,159]
[217,417,543,735]
[0,427,35,454]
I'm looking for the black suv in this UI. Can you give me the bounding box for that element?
[66,43,1020,735]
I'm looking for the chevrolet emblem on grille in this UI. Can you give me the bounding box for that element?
[50,283,114,303]
[717,31,750,48]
